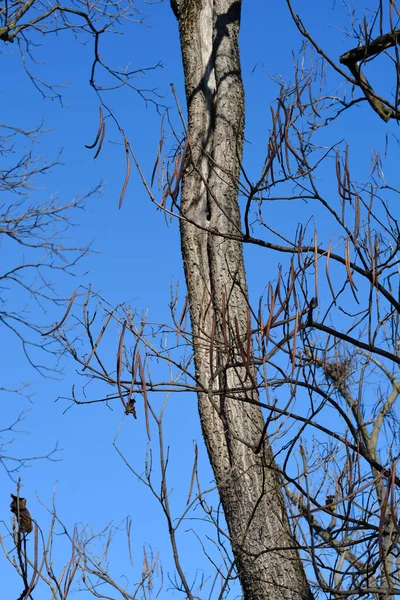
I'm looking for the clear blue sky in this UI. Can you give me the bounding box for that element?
[1,0,397,596]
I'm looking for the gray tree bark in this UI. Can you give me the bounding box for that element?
[172,1,314,598]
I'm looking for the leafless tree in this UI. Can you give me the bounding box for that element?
[0,0,160,103]
[0,123,98,369]
[3,0,400,599]
[0,1,159,476]
[2,482,162,600]
[0,0,162,371]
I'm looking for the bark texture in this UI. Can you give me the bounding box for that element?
[173,1,313,598]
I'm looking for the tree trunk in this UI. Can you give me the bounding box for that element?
[172,1,313,598]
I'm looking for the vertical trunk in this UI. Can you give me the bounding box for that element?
[173,1,313,598]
